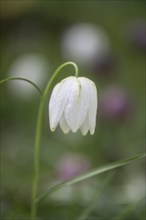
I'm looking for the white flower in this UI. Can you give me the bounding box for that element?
[49,76,97,135]
[8,53,49,99]
[61,23,110,66]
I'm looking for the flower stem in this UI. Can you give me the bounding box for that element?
[31,96,44,220]
[0,77,42,95]
[31,61,79,220]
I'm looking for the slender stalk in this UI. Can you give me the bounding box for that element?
[0,77,42,95]
[31,62,79,220]
[31,96,45,220]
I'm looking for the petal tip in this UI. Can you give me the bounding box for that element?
[50,127,56,132]
[82,132,88,136]
[90,130,95,135]
[62,130,70,134]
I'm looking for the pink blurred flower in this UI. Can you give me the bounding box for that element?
[89,52,118,76]
[99,85,134,122]
[56,153,91,181]
[126,19,146,50]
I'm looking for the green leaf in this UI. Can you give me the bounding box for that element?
[36,153,145,203]
[0,77,42,96]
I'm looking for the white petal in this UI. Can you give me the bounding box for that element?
[64,78,89,132]
[80,115,89,136]
[64,78,79,132]
[80,77,98,135]
[59,114,70,134]
[49,83,61,131]
[49,77,74,131]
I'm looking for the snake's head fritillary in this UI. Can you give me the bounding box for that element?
[49,76,98,135]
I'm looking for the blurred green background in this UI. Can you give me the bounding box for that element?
[0,1,145,220]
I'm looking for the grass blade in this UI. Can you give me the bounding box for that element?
[36,153,145,203]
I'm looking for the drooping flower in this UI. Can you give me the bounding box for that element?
[49,76,97,135]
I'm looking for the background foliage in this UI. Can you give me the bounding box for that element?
[0,1,145,220]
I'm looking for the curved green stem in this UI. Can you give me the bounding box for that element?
[43,61,79,98]
[31,61,79,220]
[0,77,42,96]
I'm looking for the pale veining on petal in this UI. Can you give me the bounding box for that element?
[64,78,89,132]
[79,77,98,135]
[64,78,79,132]
[59,114,70,134]
[80,115,89,135]
[49,77,74,131]
[49,82,62,131]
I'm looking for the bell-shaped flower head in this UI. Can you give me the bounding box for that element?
[49,76,97,135]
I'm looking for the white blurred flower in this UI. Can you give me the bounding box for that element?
[61,23,110,66]
[8,53,49,99]
[49,76,97,135]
